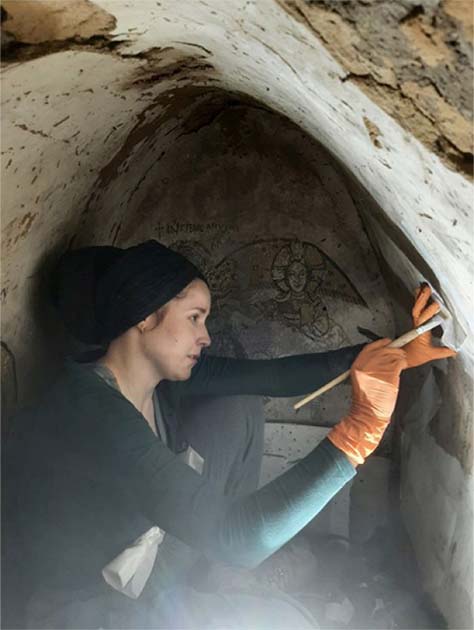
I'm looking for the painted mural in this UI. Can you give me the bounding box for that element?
[171,237,369,359]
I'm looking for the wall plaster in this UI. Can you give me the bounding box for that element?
[1,0,473,627]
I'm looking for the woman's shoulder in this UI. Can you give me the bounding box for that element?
[54,360,137,418]
[17,361,136,436]
[39,360,113,405]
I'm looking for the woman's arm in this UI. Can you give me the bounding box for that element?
[77,375,354,569]
[182,344,365,398]
[213,438,355,567]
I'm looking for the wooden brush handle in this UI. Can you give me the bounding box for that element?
[293,327,421,411]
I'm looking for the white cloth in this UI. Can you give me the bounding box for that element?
[102,526,164,599]
[102,445,204,599]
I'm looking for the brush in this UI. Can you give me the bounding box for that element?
[294,311,447,411]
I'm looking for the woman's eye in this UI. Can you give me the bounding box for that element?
[190,315,199,323]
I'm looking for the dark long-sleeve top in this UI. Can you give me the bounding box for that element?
[4,345,361,594]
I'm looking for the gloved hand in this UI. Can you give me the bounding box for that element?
[404,284,457,369]
[328,339,407,467]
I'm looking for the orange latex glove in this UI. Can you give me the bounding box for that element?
[403,284,457,369]
[328,339,407,467]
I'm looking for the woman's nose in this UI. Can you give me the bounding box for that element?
[200,326,211,348]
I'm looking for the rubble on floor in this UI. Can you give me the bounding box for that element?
[253,526,446,629]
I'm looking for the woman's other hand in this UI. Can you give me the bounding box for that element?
[328,339,407,467]
[404,284,457,369]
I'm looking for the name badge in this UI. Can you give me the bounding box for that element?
[181,444,205,475]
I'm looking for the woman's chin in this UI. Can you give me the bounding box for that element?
[168,365,194,381]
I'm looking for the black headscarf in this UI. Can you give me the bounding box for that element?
[50,240,206,345]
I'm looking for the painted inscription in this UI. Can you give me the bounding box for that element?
[155,222,233,240]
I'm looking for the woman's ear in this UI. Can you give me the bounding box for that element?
[137,310,161,334]
[137,313,154,334]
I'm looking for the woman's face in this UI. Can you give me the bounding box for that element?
[142,279,212,381]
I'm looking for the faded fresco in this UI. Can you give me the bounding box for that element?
[124,105,396,426]
[170,237,367,357]
[165,234,386,429]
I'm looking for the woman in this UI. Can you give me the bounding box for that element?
[3,240,454,629]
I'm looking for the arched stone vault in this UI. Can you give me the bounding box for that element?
[1,1,473,628]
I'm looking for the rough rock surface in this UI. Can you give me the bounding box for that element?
[280,0,473,178]
[1,0,115,44]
